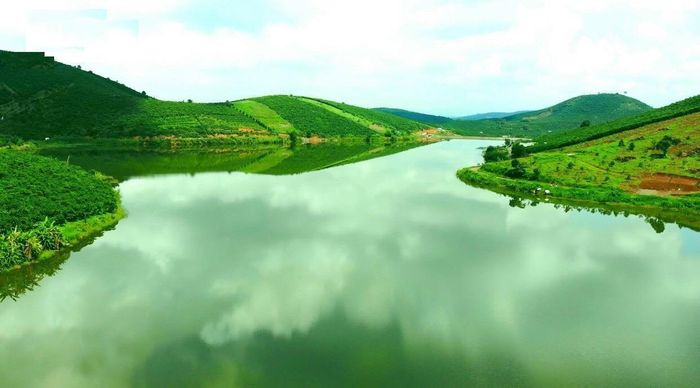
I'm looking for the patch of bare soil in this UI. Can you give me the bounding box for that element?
[638,173,700,196]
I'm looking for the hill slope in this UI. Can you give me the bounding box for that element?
[373,108,453,125]
[458,108,700,227]
[531,94,700,152]
[0,51,428,140]
[446,94,652,138]
[456,111,530,121]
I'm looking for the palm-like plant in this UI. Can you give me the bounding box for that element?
[23,235,43,261]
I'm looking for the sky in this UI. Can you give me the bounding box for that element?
[1,0,699,116]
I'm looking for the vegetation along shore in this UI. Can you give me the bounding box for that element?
[458,96,700,228]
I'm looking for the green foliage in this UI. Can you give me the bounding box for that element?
[0,52,266,139]
[233,99,295,133]
[0,150,117,232]
[580,120,591,128]
[653,135,681,156]
[372,108,453,125]
[315,99,427,133]
[483,145,509,162]
[253,96,375,137]
[532,94,700,151]
[462,111,700,217]
[457,168,700,230]
[446,93,652,138]
[0,218,64,272]
[511,143,528,158]
[505,159,526,178]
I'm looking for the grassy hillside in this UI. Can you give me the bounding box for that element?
[249,96,376,137]
[313,99,427,133]
[0,51,428,141]
[373,108,453,125]
[446,94,652,138]
[458,111,700,226]
[0,51,266,139]
[456,111,530,121]
[531,94,700,152]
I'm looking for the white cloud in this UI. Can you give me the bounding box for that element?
[1,0,699,114]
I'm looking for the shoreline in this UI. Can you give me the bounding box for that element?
[1,196,125,274]
[457,167,700,231]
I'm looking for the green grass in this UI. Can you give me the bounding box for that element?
[233,100,295,133]
[312,99,427,133]
[458,111,700,222]
[445,93,652,138]
[297,98,389,133]
[253,96,376,137]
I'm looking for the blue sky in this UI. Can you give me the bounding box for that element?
[1,0,699,116]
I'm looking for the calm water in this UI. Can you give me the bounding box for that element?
[2,140,700,387]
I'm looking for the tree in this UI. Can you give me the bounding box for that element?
[580,120,591,128]
[618,139,625,147]
[511,143,528,158]
[654,136,680,156]
[628,142,635,151]
[483,146,509,162]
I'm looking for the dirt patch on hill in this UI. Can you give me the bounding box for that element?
[637,173,700,196]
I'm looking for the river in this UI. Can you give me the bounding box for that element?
[2,140,699,387]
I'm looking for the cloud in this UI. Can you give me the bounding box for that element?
[1,0,699,114]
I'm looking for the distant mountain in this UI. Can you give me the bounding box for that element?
[373,108,453,125]
[456,111,531,121]
[445,94,653,138]
[532,94,700,151]
[0,50,428,140]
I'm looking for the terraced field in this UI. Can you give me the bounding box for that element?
[233,100,295,133]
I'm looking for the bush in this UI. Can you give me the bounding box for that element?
[0,150,117,232]
[483,146,509,162]
[0,218,64,271]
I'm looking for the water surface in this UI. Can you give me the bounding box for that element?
[2,140,700,387]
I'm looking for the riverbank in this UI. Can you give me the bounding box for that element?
[1,200,125,274]
[31,132,428,151]
[1,149,124,272]
[458,167,700,231]
[457,111,700,229]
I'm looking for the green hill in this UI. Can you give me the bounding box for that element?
[456,111,530,121]
[372,108,453,125]
[0,51,428,141]
[531,94,700,152]
[458,105,700,228]
[446,94,652,138]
